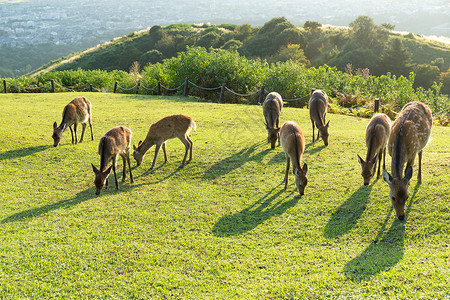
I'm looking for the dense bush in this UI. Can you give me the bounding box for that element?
[2,47,449,120]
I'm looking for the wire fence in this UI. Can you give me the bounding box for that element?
[2,78,449,123]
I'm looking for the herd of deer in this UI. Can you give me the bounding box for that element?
[52,91,433,220]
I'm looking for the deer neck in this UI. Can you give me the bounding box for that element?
[391,132,407,179]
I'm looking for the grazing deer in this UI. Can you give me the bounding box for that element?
[133,114,196,169]
[382,101,432,220]
[91,126,134,195]
[263,92,283,149]
[309,89,330,145]
[52,96,93,147]
[357,113,391,185]
[280,121,308,195]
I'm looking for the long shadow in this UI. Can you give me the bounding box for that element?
[1,187,97,224]
[0,145,51,161]
[203,142,270,181]
[212,185,298,237]
[304,142,326,155]
[343,184,419,282]
[324,184,374,238]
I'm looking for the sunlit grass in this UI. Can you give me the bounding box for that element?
[0,93,448,298]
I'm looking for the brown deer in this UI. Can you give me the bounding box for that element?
[91,126,134,195]
[263,92,283,149]
[382,101,432,220]
[357,113,391,185]
[280,121,308,195]
[309,89,330,145]
[52,96,93,147]
[133,114,196,170]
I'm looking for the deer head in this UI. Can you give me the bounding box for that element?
[319,120,330,146]
[52,121,65,147]
[294,163,308,195]
[92,164,112,195]
[357,154,377,185]
[382,166,413,220]
[133,141,146,166]
[265,123,280,149]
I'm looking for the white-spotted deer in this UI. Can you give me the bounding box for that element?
[309,89,330,145]
[52,96,93,147]
[382,101,432,220]
[263,92,283,149]
[133,114,196,169]
[91,126,134,195]
[357,113,391,185]
[280,121,308,195]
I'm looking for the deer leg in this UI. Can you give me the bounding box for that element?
[186,135,193,161]
[179,136,190,167]
[69,126,74,144]
[79,123,86,143]
[150,143,162,170]
[89,117,94,141]
[418,150,423,184]
[126,152,134,184]
[377,149,382,179]
[162,141,168,163]
[112,156,119,189]
[284,156,290,190]
[311,120,315,142]
[73,123,78,144]
[121,154,127,182]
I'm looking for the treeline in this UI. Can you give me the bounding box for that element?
[4,46,449,122]
[30,16,450,94]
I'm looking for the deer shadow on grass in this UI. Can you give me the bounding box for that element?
[212,184,298,237]
[1,187,98,224]
[0,145,51,161]
[324,184,374,238]
[203,141,270,181]
[304,142,326,155]
[343,184,419,282]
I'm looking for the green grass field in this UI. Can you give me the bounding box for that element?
[0,93,448,298]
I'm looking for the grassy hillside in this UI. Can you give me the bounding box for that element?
[29,19,450,78]
[0,93,448,298]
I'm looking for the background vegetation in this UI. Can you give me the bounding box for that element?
[0,93,448,298]
[21,16,450,95]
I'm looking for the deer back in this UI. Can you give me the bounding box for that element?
[263,92,283,148]
[280,121,308,194]
[388,101,432,178]
[98,126,132,171]
[358,113,391,184]
[384,101,432,220]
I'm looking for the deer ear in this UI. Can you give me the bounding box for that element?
[91,163,99,174]
[371,154,378,165]
[302,163,308,174]
[53,121,57,129]
[138,140,143,147]
[357,154,364,165]
[382,169,392,186]
[133,145,137,151]
[326,120,330,128]
[404,166,413,182]
[104,165,113,177]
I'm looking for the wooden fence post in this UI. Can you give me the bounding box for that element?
[157,81,161,95]
[135,81,140,94]
[183,77,189,97]
[51,80,55,93]
[258,85,265,103]
[113,81,118,93]
[89,84,93,92]
[218,83,226,103]
[374,98,380,112]
[3,80,6,93]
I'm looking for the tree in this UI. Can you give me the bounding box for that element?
[439,68,450,94]
[414,64,441,89]
[349,16,388,50]
[376,38,413,77]
[304,21,321,32]
[274,44,310,66]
